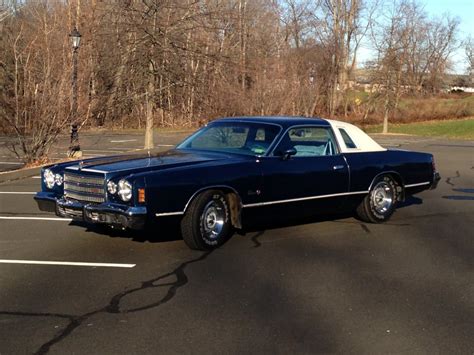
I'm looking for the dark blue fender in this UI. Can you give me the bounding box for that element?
[136,157,263,216]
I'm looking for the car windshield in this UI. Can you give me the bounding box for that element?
[177,121,281,156]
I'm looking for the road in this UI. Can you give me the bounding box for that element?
[0,134,473,354]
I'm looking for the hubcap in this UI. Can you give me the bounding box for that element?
[372,181,393,214]
[202,200,225,240]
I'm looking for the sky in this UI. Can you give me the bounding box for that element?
[359,0,474,74]
[425,0,473,73]
[425,0,473,37]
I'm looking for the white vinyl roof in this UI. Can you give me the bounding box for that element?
[326,119,386,153]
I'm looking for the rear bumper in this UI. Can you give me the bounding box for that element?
[431,172,441,190]
[34,192,146,230]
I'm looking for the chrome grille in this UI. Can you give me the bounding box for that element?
[64,171,105,203]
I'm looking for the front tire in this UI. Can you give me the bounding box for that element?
[181,190,232,250]
[356,175,397,223]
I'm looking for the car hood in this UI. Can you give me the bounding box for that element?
[65,149,245,175]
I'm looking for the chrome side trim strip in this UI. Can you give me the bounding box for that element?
[242,190,368,208]
[405,181,430,188]
[155,211,185,217]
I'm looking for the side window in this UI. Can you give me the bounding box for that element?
[274,126,337,157]
[339,128,357,149]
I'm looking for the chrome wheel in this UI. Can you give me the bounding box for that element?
[182,190,232,250]
[356,175,398,223]
[201,200,226,240]
[371,181,394,214]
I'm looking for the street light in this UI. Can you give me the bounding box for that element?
[68,27,82,157]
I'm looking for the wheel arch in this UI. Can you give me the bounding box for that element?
[184,185,243,229]
[368,171,405,201]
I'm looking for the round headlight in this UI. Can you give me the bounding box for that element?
[43,169,55,189]
[107,180,117,194]
[54,173,63,186]
[118,179,132,201]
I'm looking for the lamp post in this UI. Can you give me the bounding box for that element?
[68,27,82,157]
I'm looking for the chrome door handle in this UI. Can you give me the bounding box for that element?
[333,165,345,170]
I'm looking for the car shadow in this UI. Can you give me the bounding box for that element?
[239,211,355,235]
[71,218,183,244]
[70,195,424,245]
[240,195,424,233]
[397,195,423,208]
[71,213,355,245]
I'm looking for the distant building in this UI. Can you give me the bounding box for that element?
[449,86,474,93]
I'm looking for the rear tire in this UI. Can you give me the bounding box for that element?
[181,190,232,250]
[356,175,397,223]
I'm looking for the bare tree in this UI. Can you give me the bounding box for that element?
[0,0,468,163]
[369,0,459,132]
[320,0,362,116]
[464,35,473,85]
[0,2,71,163]
[370,0,406,133]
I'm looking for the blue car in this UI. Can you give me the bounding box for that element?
[35,117,440,250]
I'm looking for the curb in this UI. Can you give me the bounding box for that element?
[0,166,42,184]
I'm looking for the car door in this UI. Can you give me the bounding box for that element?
[259,125,349,210]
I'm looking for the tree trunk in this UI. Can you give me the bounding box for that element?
[383,98,389,134]
[383,76,390,134]
[239,0,247,91]
[144,61,154,150]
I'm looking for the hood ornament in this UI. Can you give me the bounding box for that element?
[78,161,84,171]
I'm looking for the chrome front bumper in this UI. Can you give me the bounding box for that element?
[34,192,147,230]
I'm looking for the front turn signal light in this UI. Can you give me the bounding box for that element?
[138,188,146,203]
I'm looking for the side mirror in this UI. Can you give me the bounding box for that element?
[281,148,297,160]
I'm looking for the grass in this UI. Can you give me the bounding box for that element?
[399,93,474,109]
[345,91,474,123]
[364,118,474,140]
[395,94,474,121]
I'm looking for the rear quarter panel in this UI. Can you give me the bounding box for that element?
[344,149,434,191]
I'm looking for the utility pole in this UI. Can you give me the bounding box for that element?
[68,27,82,158]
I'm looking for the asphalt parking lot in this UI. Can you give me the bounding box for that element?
[0,130,192,172]
[0,133,473,354]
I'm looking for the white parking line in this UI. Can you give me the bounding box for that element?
[110,139,137,143]
[0,216,72,221]
[32,176,41,179]
[0,162,23,165]
[83,149,126,153]
[0,192,36,194]
[0,259,136,268]
[109,147,141,151]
